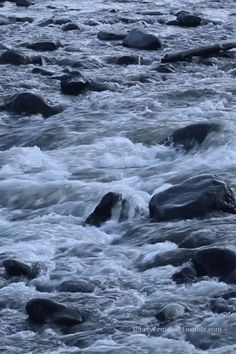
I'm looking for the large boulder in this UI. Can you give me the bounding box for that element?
[1,92,63,118]
[149,175,236,222]
[86,192,122,227]
[162,122,220,151]
[123,29,161,50]
[26,298,84,326]
[192,248,236,282]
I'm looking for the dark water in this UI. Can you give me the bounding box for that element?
[0,0,236,353]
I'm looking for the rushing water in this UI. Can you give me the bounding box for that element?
[0,0,236,353]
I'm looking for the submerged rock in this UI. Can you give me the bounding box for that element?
[86,192,122,227]
[97,31,127,41]
[32,67,54,76]
[14,16,34,23]
[179,232,214,248]
[1,92,63,118]
[15,0,33,7]
[54,18,71,25]
[123,29,161,50]
[139,248,194,271]
[192,248,236,282]
[172,265,197,284]
[112,55,141,65]
[162,122,220,151]
[62,23,79,31]
[149,175,236,222]
[0,15,12,25]
[210,299,235,314]
[156,303,187,322]
[155,63,176,73]
[2,259,39,279]
[59,280,95,293]
[26,298,84,326]
[222,289,236,300]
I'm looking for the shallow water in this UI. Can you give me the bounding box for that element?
[0,0,236,353]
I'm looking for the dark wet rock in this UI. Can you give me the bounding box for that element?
[139,248,194,271]
[210,299,234,314]
[32,67,54,76]
[2,259,39,279]
[176,11,202,27]
[61,72,89,95]
[192,248,236,282]
[179,232,214,249]
[59,280,95,293]
[54,18,72,25]
[15,0,33,7]
[222,290,236,300]
[149,175,236,222]
[62,23,80,31]
[0,50,29,65]
[225,270,236,284]
[172,265,197,284]
[61,72,110,93]
[97,31,127,41]
[155,63,175,73]
[30,55,43,65]
[1,92,63,118]
[0,49,42,66]
[26,298,84,326]
[156,303,186,322]
[113,55,141,65]
[86,192,122,227]
[14,16,34,23]
[26,41,60,51]
[162,122,220,151]
[167,11,202,27]
[138,11,163,16]
[123,29,161,50]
